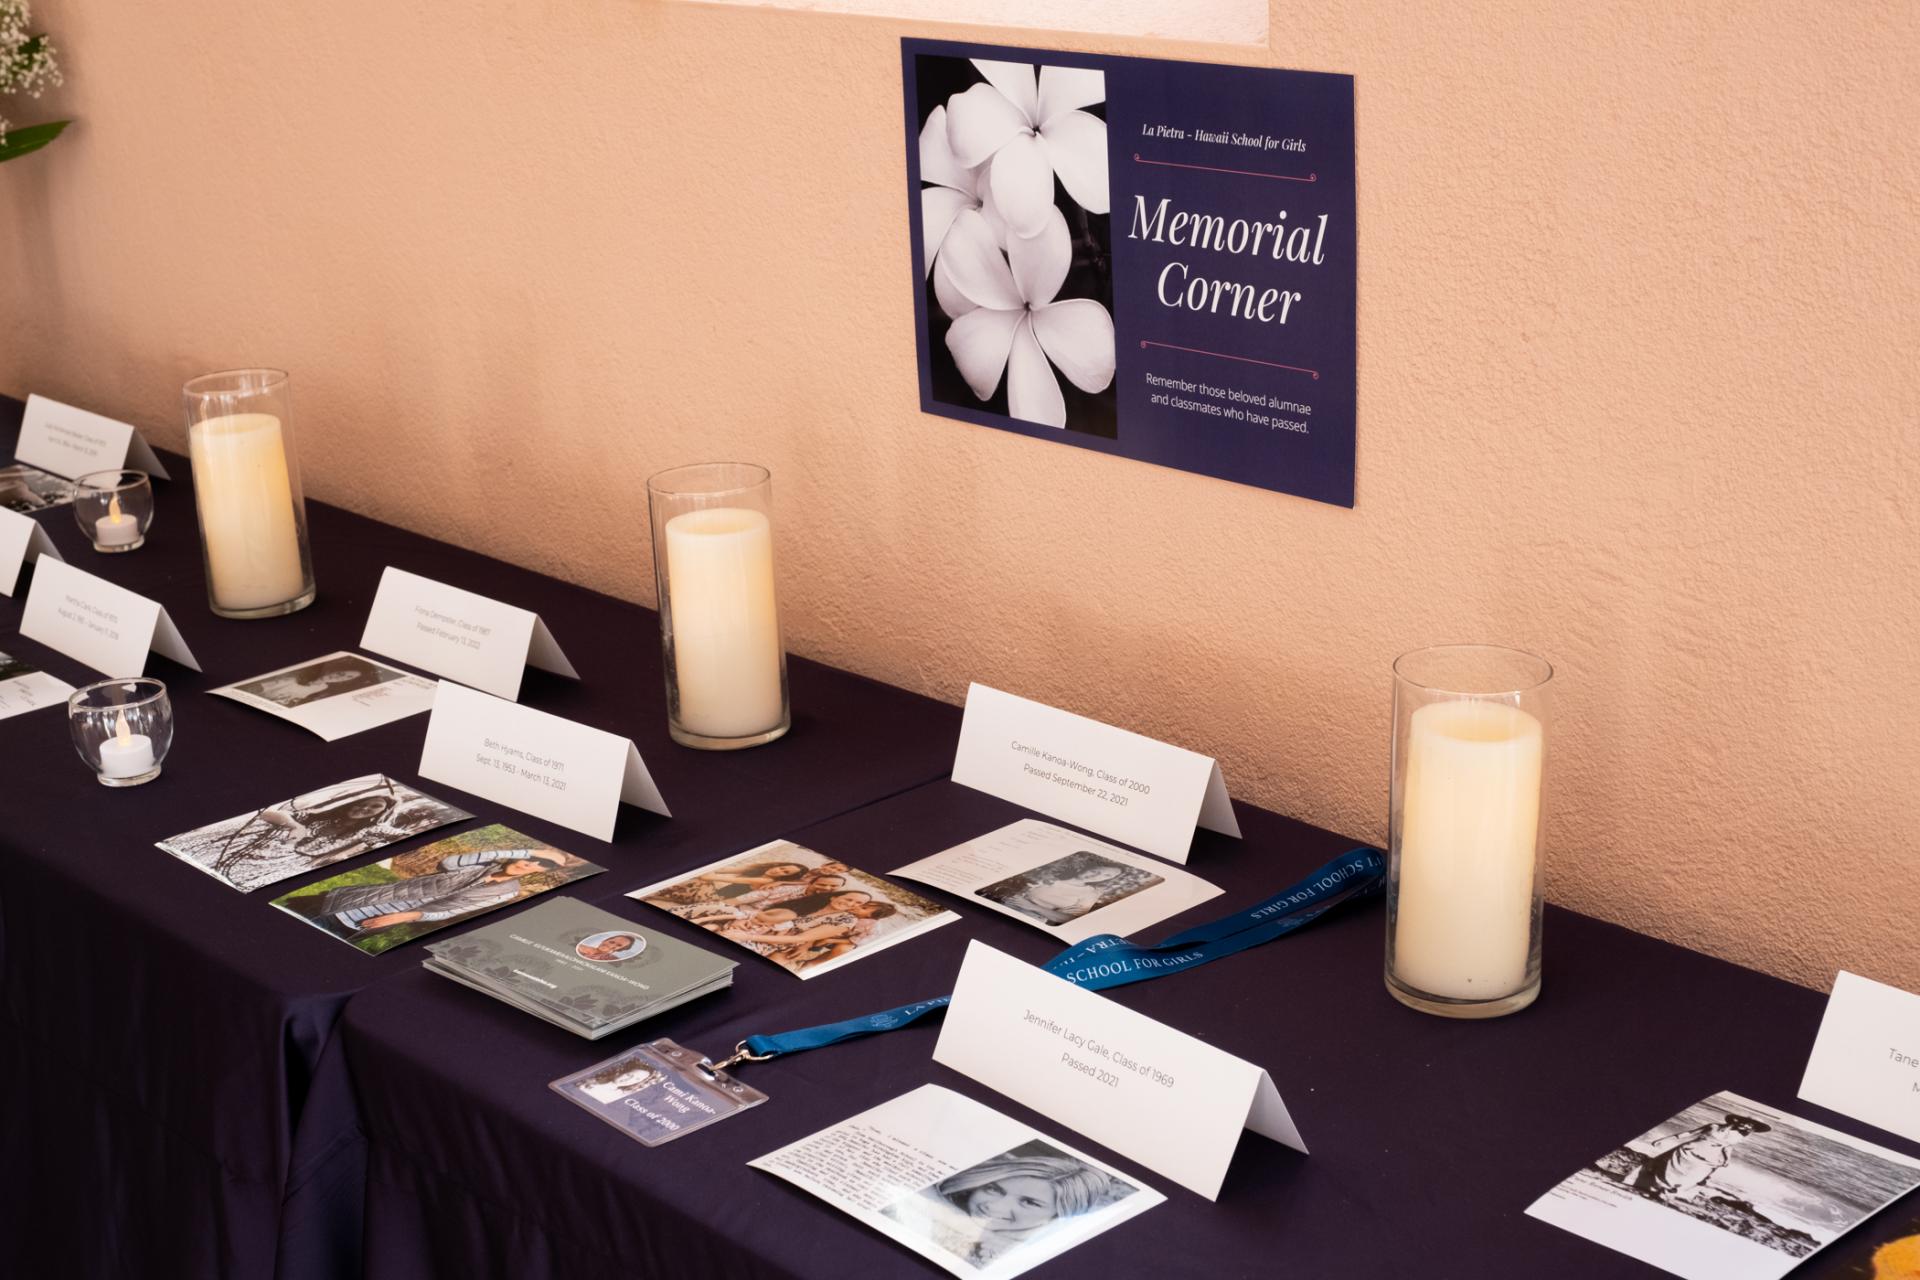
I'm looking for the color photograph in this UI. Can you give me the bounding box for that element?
[271,823,603,954]
[630,839,958,979]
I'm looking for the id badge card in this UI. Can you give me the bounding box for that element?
[551,1038,768,1147]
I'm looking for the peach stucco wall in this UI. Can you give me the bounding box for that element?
[3,2,1915,991]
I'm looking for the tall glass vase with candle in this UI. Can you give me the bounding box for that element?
[1386,644,1553,1018]
[182,369,315,618]
[646,463,789,750]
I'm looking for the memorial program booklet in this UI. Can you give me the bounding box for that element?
[270,822,604,955]
[212,651,436,741]
[892,818,1223,944]
[1526,1090,1920,1280]
[751,1084,1163,1280]
[0,650,73,720]
[425,897,736,1039]
[156,773,471,893]
[629,840,958,979]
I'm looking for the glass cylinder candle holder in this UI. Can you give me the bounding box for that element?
[1386,644,1553,1019]
[68,677,173,787]
[71,469,155,553]
[646,462,790,750]
[182,369,316,619]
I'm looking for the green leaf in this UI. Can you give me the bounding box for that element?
[0,120,71,164]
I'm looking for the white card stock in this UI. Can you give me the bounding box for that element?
[0,506,62,596]
[19,557,200,677]
[1799,970,1920,1145]
[934,941,1304,1200]
[17,394,172,480]
[0,651,74,719]
[418,680,669,841]
[360,566,579,701]
[951,684,1240,864]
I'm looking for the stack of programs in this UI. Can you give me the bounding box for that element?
[424,897,736,1039]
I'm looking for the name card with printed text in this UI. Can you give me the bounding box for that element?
[360,567,579,700]
[19,557,200,677]
[1799,970,1920,1145]
[952,683,1240,863]
[0,506,63,596]
[17,394,172,480]
[419,680,670,841]
[935,941,1304,1200]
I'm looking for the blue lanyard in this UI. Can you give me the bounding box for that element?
[721,845,1384,1069]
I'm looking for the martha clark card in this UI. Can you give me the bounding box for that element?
[751,1084,1163,1280]
[1526,1091,1920,1280]
[904,42,1356,506]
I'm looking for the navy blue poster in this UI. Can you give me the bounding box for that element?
[903,40,1356,507]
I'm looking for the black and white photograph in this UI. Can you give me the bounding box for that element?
[155,773,472,893]
[974,850,1162,926]
[234,653,405,708]
[0,464,74,513]
[1527,1091,1920,1280]
[0,651,36,683]
[211,650,438,741]
[914,55,1116,436]
[893,819,1220,945]
[751,1085,1163,1280]
[882,1139,1143,1272]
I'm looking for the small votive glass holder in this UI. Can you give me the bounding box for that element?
[68,677,173,787]
[72,470,155,553]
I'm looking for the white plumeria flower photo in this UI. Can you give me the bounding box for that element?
[945,59,1109,240]
[939,205,1115,430]
[916,56,1116,436]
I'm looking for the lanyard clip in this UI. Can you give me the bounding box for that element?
[699,1040,774,1078]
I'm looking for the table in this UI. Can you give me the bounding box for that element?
[339,779,1920,1279]
[0,395,963,1279]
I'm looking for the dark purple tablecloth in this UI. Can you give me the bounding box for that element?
[340,779,1920,1279]
[0,396,962,1279]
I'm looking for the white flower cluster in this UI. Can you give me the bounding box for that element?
[0,0,63,148]
[921,61,1116,430]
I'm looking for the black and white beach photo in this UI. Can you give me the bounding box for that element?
[1528,1091,1920,1280]
[155,773,472,893]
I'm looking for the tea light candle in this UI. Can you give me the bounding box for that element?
[1391,699,1543,1000]
[663,506,783,739]
[94,493,141,547]
[97,708,156,779]
[188,413,306,612]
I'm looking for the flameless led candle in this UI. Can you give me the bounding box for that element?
[188,412,307,613]
[96,708,156,779]
[93,493,140,547]
[663,506,784,739]
[1390,699,1543,999]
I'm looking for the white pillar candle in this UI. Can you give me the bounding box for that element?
[94,494,140,547]
[663,506,783,739]
[97,709,156,778]
[1392,699,1543,1000]
[188,413,307,611]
